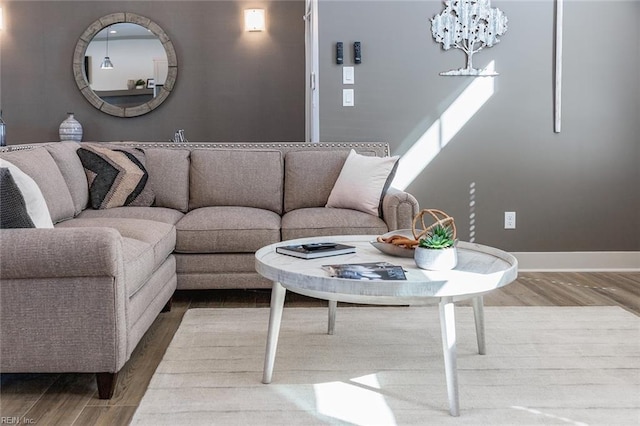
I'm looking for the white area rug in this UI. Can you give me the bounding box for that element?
[131,306,639,425]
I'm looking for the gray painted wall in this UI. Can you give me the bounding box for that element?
[0,1,305,142]
[1,1,638,253]
[319,0,639,252]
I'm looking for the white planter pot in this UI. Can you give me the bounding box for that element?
[414,246,458,270]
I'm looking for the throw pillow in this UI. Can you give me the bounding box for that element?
[326,149,400,217]
[77,144,155,210]
[0,168,35,228]
[0,159,54,228]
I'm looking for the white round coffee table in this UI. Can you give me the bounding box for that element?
[255,235,518,416]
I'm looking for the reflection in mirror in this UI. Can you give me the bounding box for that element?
[86,23,167,108]
[73,13,177,117]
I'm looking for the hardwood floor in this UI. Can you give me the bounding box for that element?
[1,271,638,425]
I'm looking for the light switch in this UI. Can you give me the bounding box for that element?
[343,66,355,84]
[343,89,354,106]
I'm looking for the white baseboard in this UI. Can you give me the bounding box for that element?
[513,251,640,272]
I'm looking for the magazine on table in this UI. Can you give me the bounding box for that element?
[322,262,407,281]
[276,242,356,259]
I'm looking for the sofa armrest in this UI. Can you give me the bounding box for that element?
[0,227,129,374]
[0,227,122,279]
[381,187,420,231]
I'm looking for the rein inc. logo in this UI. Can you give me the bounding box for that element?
[0,418,35,424]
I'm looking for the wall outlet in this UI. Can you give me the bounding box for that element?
[504,211,516,229]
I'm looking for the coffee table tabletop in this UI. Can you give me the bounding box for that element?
[255,235,518,416]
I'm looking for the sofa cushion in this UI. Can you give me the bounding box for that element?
[326,149,399,217]
[175,253,255,274]
[55,217,175,299]
[77,206,184,225]
[0,148,75,223]
[189,149,284,214]
[46,142,89,215]
[143,148,190,212]
[0,167,35,228]
[56,217,175,268]
[283,150,350,213]
[77,144,155,210]
[176,206,281,253]
[120,237,157,298]
[281,207,388,241]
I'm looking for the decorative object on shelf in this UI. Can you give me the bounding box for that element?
[412,209,458,270]
[59,113,83,142]
[146,79,155,89]
[0,111,6,147]
[172,129,188,143]
[431,0,508,76]
[135,79,146,89]
[127,79,135,90]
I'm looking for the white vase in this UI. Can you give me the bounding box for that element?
[414,246,458,270]
[59,113,83,142]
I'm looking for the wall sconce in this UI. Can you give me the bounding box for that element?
[244,9,265,32]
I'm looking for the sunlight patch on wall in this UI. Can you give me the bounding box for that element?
[314,374,396,425]
[392,61,496,191]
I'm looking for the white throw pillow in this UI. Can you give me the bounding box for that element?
[326,150,399,216]
[0,159,54,228]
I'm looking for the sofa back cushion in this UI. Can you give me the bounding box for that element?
[0,147,75,223]
[46,142,89,215]
[283,150,350,213]
[189,149,283,214]
[143,148,190,212]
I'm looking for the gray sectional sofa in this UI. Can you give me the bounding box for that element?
[0,141,419,399]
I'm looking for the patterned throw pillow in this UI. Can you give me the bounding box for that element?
[77,144,155,210]
[0,167,36,228]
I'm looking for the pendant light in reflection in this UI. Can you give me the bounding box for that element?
[100,26,114,69]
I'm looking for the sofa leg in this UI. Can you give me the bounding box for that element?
[96,372,118,399]
[161,297,173,313]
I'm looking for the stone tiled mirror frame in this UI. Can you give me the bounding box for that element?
[72,13,178,118]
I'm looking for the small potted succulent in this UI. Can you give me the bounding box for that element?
[414,223,458,270]
[135,79,146,89]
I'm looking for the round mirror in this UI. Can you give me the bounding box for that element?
[73,13,178,117]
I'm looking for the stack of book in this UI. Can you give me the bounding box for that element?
[276,242,356,259]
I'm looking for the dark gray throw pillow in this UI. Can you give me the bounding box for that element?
[0,167,36,228]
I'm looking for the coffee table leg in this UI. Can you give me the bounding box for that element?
[328,300,337,335]
[439,297,460,417]
[472,296,486,355]
[262,281,286,384]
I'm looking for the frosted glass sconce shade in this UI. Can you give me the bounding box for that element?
[244,9,265,32]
